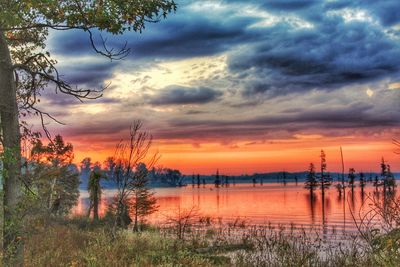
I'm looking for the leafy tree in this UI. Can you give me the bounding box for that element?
[155,168,184,187]
[0,0,176,261]
[30,135,79,215]
[129,163,158,232]
[304,163,318,195]
[87,162,104,222]
[80,157,92,184]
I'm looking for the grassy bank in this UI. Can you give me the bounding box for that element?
[24,218,229,266]
[23,216,400,266]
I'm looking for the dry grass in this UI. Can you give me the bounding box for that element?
[24,218,228,266]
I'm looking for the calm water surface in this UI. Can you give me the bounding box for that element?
[74,182,396,236]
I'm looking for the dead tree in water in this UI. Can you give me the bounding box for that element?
[318,150,331,197]
[304,163,318,198]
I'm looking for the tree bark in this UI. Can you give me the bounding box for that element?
[0,31,23,264]
[133,200,138,232]
[93,184,99,221]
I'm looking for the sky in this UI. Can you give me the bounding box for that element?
[33,0,400,174]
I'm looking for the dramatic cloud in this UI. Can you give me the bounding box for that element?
[147,85,222,106]
[49,3,260,60]
[229,15,400,97]
[167,101,399,137]
[33,0,400,172]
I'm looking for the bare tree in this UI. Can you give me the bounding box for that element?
[164,206,200,240]
[106,121,158,235]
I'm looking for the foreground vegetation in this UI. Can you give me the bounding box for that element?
[23,212,400,267]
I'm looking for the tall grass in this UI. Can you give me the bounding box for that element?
[23,191,400,266]
[24,215,397,267]
[24,217,229,266]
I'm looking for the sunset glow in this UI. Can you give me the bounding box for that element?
[30,0,400,175]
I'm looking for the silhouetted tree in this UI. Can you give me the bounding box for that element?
[381,157,388,193]
[197,174,201,188]
[304,163,318,196]
[215,169,221,188]
[282,171,287,186]
[87,163,104,222]
[348,168,356,192]
[318,150,331,196]
[374,175,380,191]
[225,175,229,187]
[160,168,184,187]
[359,172,366,189]
[385,164,396,192]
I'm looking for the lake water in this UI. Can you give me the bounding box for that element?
[73,182,396,237]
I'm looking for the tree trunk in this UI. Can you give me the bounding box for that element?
[93,184,99,221]
[0,31,23,264]
[133,198,138,232]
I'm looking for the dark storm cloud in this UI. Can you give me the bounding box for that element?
[157,101,400,140]
[49,8,260,59]
[59,61,117,88]
[128,16,259,59]
[43,91,120,107]
[261,0,320,11]
[148,85,222,106]
[231,19,400,97]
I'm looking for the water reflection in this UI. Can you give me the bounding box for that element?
[305,192,317,223]
[73,182,398,236]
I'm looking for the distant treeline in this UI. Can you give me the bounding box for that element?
[79,167,399,189]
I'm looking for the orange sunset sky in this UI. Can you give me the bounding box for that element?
[27,1,400,175]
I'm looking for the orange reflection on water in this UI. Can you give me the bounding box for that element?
[73,183,395,234]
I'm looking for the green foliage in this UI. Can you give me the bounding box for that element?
[370,229,400,266]
[129,163,159,231]
[29,135,79,215]
[87,162,104,221]
[1,0,177,34]
[1,0,177,139]
[24,219,220,267]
